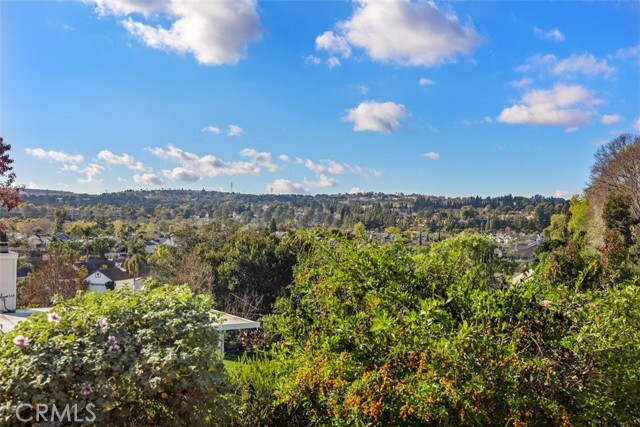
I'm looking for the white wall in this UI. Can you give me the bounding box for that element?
[0,252,18,311]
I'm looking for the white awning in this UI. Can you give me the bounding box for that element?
[213,311,261,331]
[1,307,260,334]
[0,308,51,334]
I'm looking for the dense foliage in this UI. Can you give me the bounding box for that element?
[0,286,229,426]
[263,235,639,426]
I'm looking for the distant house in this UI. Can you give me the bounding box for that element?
[76,259,145,292]
[28,234,50,250]
[145,236,176,254]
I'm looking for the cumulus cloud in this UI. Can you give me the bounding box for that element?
[419,77,434,86]
[304,174,339,190]
[614,44,640,61]
[498,84,600,126]
[348,187,364,194]
[278,154,291,162]
[344,164,382,178]
[344,101,407,133]
[133,173,163,185]
[553,54,615,79]
[304,159,344,175]
[601,114,622,125]
[86,0,262,65]
[228,124,244,137]
[240,148,278,172]
[202,125,220,134]
[422,151,441,159]
[517,53,615,79]
[63,163,106,184]
[267,179,307,194]
[533,27,565,42]
[25,148,84,164]
[509,77,533,88]
[97,150,148,171]
[316,0,481,67]
[633,117,640,132]
[315,31,352,58]
[149,144,273,182]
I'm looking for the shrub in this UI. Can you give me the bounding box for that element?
[266,235,640,426]
[0,285,229,426]
[226,353,308,427]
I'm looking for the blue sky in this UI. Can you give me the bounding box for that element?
[2,0,639,197]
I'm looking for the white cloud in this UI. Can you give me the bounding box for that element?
[509,77,533,88]
[344,101,407,133]
[133,173,163,185]
[553,54,615,79]
[228,124,244,137]
[358,85,369,95]
[304,159,344,175]
[498,84,600,126]
[25,182,40,189]
[315,31,351,58]
[348,187,364,194]
[601,114,622,125]
[344,164,382,178]
[316,0,481,67]
[419,77,434,86]
[515,53,556,73]
[202,125,220,134]
[565,127,579,133]
[25,148,84,164]
[149,144,272,182]
[422,151,440,159]
[304,55,322,65]
[517,53,615,79]
[278,154,291,162]
[533,27,565,42]
[240,148,278,172]
[304,174,339,190]
[63,163,106,184]
[97,150,148,171]
[161,167,201,182]
[327,56,341,68]
[633,117,640,132]
[614,44,640,60]
[267,179,307,194]
[88,0,262,65]
[553,190,573,198]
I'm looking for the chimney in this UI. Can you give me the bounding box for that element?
[0,235,18,311]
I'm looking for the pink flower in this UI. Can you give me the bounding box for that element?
[13,335,30,346]
[81,386,92,397]
[107,335,121,353]
[99,318,108,331]
[47,313,61,322]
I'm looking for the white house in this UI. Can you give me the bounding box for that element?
[76,259,144,292]
[85,267,143,292]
